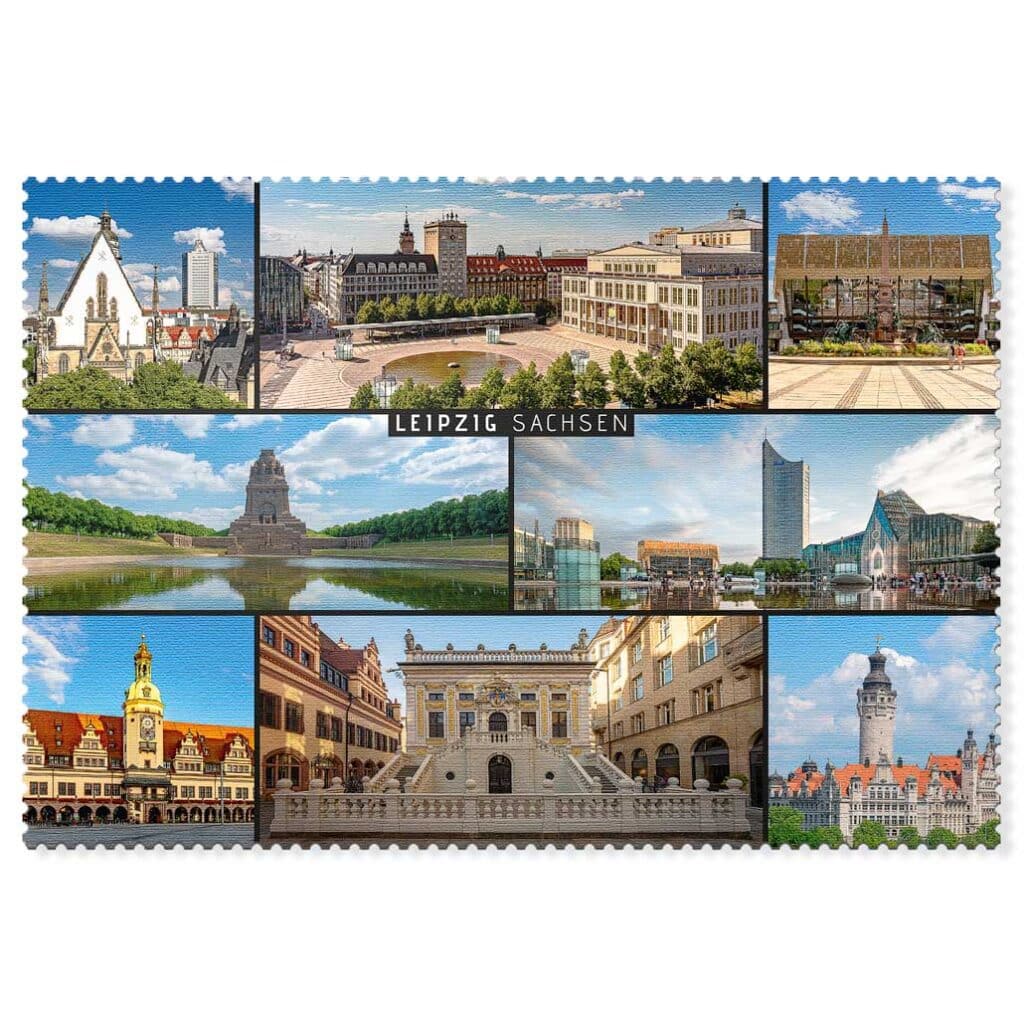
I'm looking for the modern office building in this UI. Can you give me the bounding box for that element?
[636,540,720,578]
[553,517,601,583]
[762,437,810,560]
[181,238,219,310]
[561,243,762,352]
[774,216,995,346]
[514,521,554,578]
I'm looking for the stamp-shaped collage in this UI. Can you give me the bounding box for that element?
[21,177,1000,849]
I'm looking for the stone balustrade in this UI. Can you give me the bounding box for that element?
[406,649,584,663]
[270,777,750,838]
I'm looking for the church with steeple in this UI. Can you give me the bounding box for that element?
[769,640,999,842]
[30,209,161,383]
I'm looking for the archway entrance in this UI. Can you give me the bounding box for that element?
[488,712,508,733]
[147,806,163,824]
[692,736,730,790]
[655,743,681,783]
[488,755,512,794]
[631,748,648,781]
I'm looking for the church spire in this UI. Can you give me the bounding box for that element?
[38,260,49,317]
[398,208,415,254]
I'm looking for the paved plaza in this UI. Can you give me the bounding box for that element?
[24,824,255,849]
[769,358,999,409]
[260,326,622,408]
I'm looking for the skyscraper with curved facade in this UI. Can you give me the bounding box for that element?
[762,438,809,560]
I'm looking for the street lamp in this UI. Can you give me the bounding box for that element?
[372,370,398,408]
[342,690,355,785]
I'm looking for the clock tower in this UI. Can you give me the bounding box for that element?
[122,634,171,822]
[423,211,468,297]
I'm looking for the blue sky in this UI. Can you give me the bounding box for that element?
[24,615,253,721]
[312,614,608,712]
[23,178,254,313]
[514,414,998,563]
[769,178,1001,291]
[261,178,761,257]
[770,615,999,771]
[25,414,508,531]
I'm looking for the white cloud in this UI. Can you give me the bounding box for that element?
[498,188,646,210]
[30,416,54,432]
[57,445,232,501]
[222,415,282,431]
[219,178,254,202]
[174,226,227,255]
[872,417,998,522]
[24,621,80,704]
[126,267,181,297]
[183,504,243,529]
[937,182,999,212]
[29,214,131,240]
[395,437,508,490]
[780,189,861,229]
[284,199,333,209]
[219,281,253,307]
[158,415,215,439]
[48,258,79,269]
[70,415,135,448]
[923,617,996,656]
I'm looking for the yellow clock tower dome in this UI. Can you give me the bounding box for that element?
[123,635,166,778]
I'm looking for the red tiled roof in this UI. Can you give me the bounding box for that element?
[786,762,960,798]
[319,633,366,674]
[467,254,545,275]
[24,710,252,762]
[541,257,588,271]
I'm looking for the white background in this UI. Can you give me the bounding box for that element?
[1,2,1017,1021]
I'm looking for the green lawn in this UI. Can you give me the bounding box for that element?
[24,531,193,558]
[314,536,507,562]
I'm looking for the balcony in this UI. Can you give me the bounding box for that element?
[723,628,763,672]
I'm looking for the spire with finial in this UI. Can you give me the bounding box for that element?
[150,265,162,345]
[38,260,49,313]
[398,208,415,254]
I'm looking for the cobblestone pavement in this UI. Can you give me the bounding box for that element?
[769,359,999,409]
[260,326,625,408]
[24,824,255,848]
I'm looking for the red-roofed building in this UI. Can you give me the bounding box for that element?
[541,254,588,308]
[769,644,999,842]
[467,247,547,311]
[22,636,254,828]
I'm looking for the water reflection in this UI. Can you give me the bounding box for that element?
[25,556,509,611]
[514,583,997,613]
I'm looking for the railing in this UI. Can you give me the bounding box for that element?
[271,778,750,837]
[406,649,583,663]
[565,754,601,792]
[406,755,433,793]
[364,752,404,792]
[591,751,635,787]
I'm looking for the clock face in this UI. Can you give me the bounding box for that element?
[142,716,154,729]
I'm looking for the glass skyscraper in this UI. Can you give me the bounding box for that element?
[762,438,809,560]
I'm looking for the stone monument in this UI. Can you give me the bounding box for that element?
[227,449,312,555]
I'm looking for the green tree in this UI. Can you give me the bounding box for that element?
[852,820,888,849]
[768,805,807,848]
[608,350,646,408]
[500,362,543,408]
[473,296,494,317]
[731,341,763,400]
[130,361,241,409]
[533,298,555,324]
[925,827,958,850]
[416,293,436,320]
[895,826,922,849]
[720,562,754,577]
[491,294,510,315]
[435,293,455,317]
[600,552,640,580]
[435,371,466,407]
[506,296,524,315]
[973,819,1000,849]
[454,297,474,317]
[646,343,687,406]
[355,300,382,324]
[576,361,610,408]
[26,366,137,410]
[475,366,507,408]
[395,294,417,322]
[805,826,845,849]
[23,343,37,386]
[684,338,735,405]
[390,379,437,409]
[350,382,380,409]
[972,522,999,554]
[379,297,400,323]
[540,352,577,407]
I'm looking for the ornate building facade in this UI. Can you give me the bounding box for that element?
[770,643,999,841]
[32,211,159,382]
[560,242,762,352]
[22,636,254,826]
[589,615,764,804]
[467,249,547,310]
[258,616,403,795]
